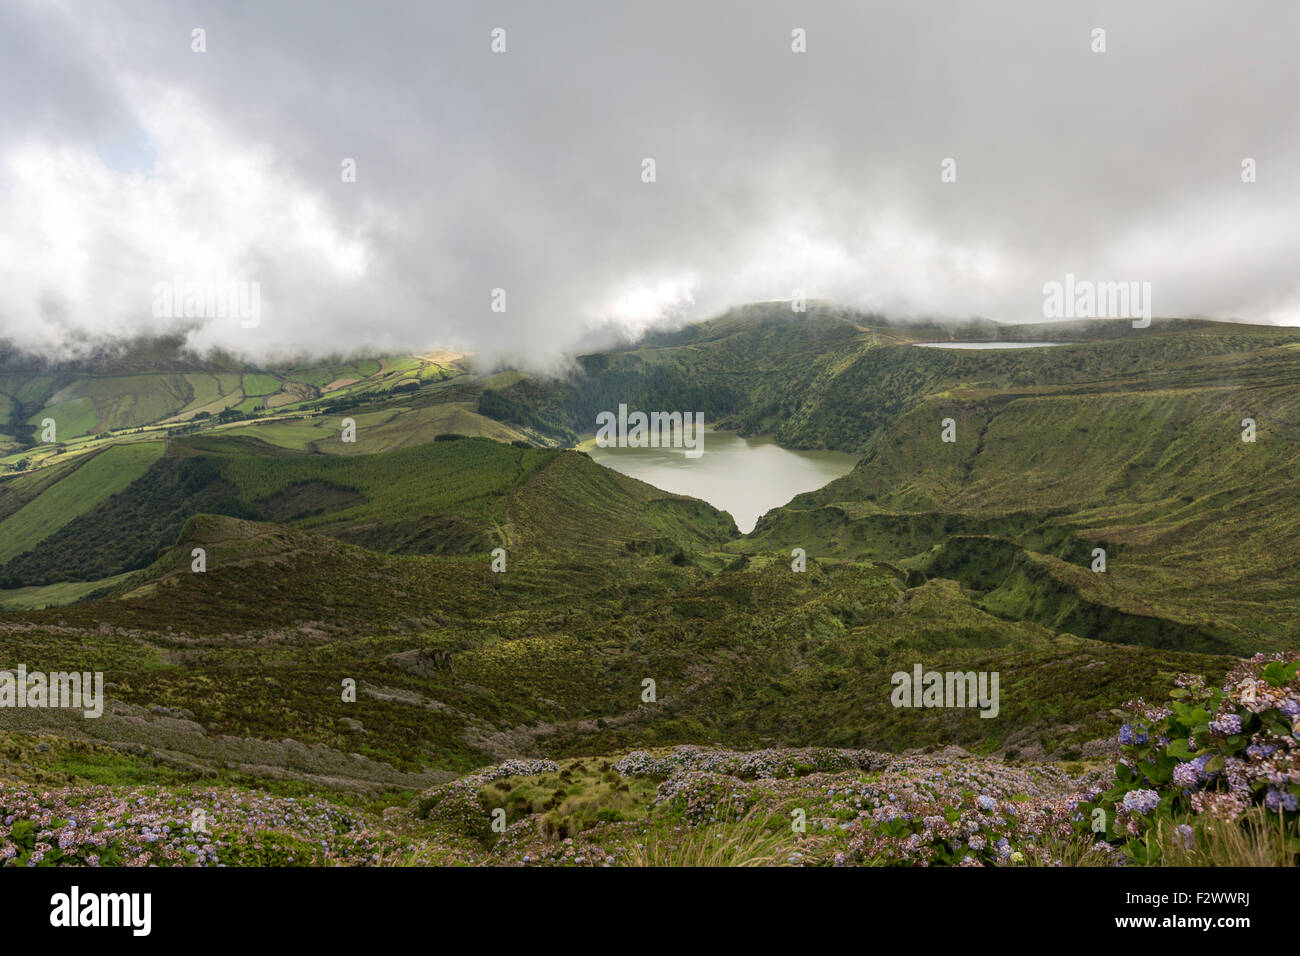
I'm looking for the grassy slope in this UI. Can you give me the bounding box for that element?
[0,455,83,524]
[0,339,475,460]
[744,340,1300,652]
[0,434,734,590]
[1,512,1228,784]
[0,571,137,611]
[216,401,527,454]
[0,442,164,564]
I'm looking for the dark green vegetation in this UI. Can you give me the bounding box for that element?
[3,516,1230,771]
[479,305,1300,653]
[0,435,730,588]
[1,307,1297,866]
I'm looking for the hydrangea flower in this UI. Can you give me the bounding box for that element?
[872,805,901,824]
[1171,762,1200,789]
[1120,789,1160,815]
[1208,714,1243,735]
[1264,789,1299,813]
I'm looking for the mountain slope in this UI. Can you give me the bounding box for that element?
[0,434,735,594]
[2,512,1231,783]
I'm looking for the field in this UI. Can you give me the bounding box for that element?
[0,442,164,564]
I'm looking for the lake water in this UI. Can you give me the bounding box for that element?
[584,429,857,534]
[912,341,1073,349]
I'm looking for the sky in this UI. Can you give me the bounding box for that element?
[2,0,1299,368]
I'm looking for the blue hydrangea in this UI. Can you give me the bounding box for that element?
[1264,789,1299,813]
[1209,713,1243,735]
[1118,723,1149,745]
[1191,753,1220,779]
[1121,789,1160,815]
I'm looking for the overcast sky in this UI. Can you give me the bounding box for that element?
[2,0,1299,367]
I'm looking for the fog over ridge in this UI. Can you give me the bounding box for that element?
[2,0,1298,371]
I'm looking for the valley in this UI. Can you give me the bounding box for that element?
[2,305,1298,867]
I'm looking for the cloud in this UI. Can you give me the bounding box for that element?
[2,0,1299,368]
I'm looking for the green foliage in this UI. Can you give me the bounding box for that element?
[1078,654,1300,865]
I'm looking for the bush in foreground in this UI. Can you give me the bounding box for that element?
[1080,652,1300,865]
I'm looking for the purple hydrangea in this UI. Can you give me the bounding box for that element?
[1121,789,1160,815]
[1118,724,1148,745]
[1171,762,1200,789]
[1208,714,1243,735]
[1263,789,1299,813]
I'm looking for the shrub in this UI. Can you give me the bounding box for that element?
[1079,652,1300,864]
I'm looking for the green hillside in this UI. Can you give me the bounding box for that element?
[478,307,1300,454]
[0,442,164,564]
[2,511,1229,779]
[742,342,1300,652]
[1,311,1296,870]
[0,338,484,467]
[466,308,1300,653]
[0,433,733,589]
